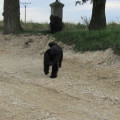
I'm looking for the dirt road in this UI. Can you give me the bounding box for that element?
[0,33,120,120]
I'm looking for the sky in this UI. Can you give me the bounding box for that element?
[0,0,120,23]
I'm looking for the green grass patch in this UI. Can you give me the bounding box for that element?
[53,23,120,54]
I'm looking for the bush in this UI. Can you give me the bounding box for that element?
[112,41,120,55]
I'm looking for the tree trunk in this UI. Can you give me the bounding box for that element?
[3,0,22,34]
[89,0,106,30]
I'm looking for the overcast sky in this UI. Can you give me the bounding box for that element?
[0,0,120,23]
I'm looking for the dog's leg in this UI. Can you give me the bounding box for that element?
[44,63,49,75]
[50,64,58,78]
[59,52,63,68]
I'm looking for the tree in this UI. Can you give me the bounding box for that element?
[89,0,106,30]
[3,0,22,34]
[76,0,106,30]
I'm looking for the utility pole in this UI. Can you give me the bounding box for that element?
[20,2,31,23]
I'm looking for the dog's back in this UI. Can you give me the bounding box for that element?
[44,42,63,66]
[49,42,62,55]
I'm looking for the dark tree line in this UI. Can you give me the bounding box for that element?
[3,0,107,34]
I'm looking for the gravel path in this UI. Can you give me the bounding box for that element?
[0,33,120,120]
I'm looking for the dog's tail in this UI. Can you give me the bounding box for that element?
[49,42,56,47]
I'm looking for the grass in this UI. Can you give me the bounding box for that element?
[53,23,120,54]
[21,21,49,31]
[20,22,87,34]
[63,22,87,30]
[0,21,120,55]
[20,21,50,34]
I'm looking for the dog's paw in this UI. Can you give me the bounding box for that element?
[45,72,49,75]
[50,75,57,78]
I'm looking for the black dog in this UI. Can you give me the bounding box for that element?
[44,42,63,78]
[50,15,63,33]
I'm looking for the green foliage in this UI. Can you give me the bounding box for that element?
[112,42,120,55]
[53,23,120,54]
